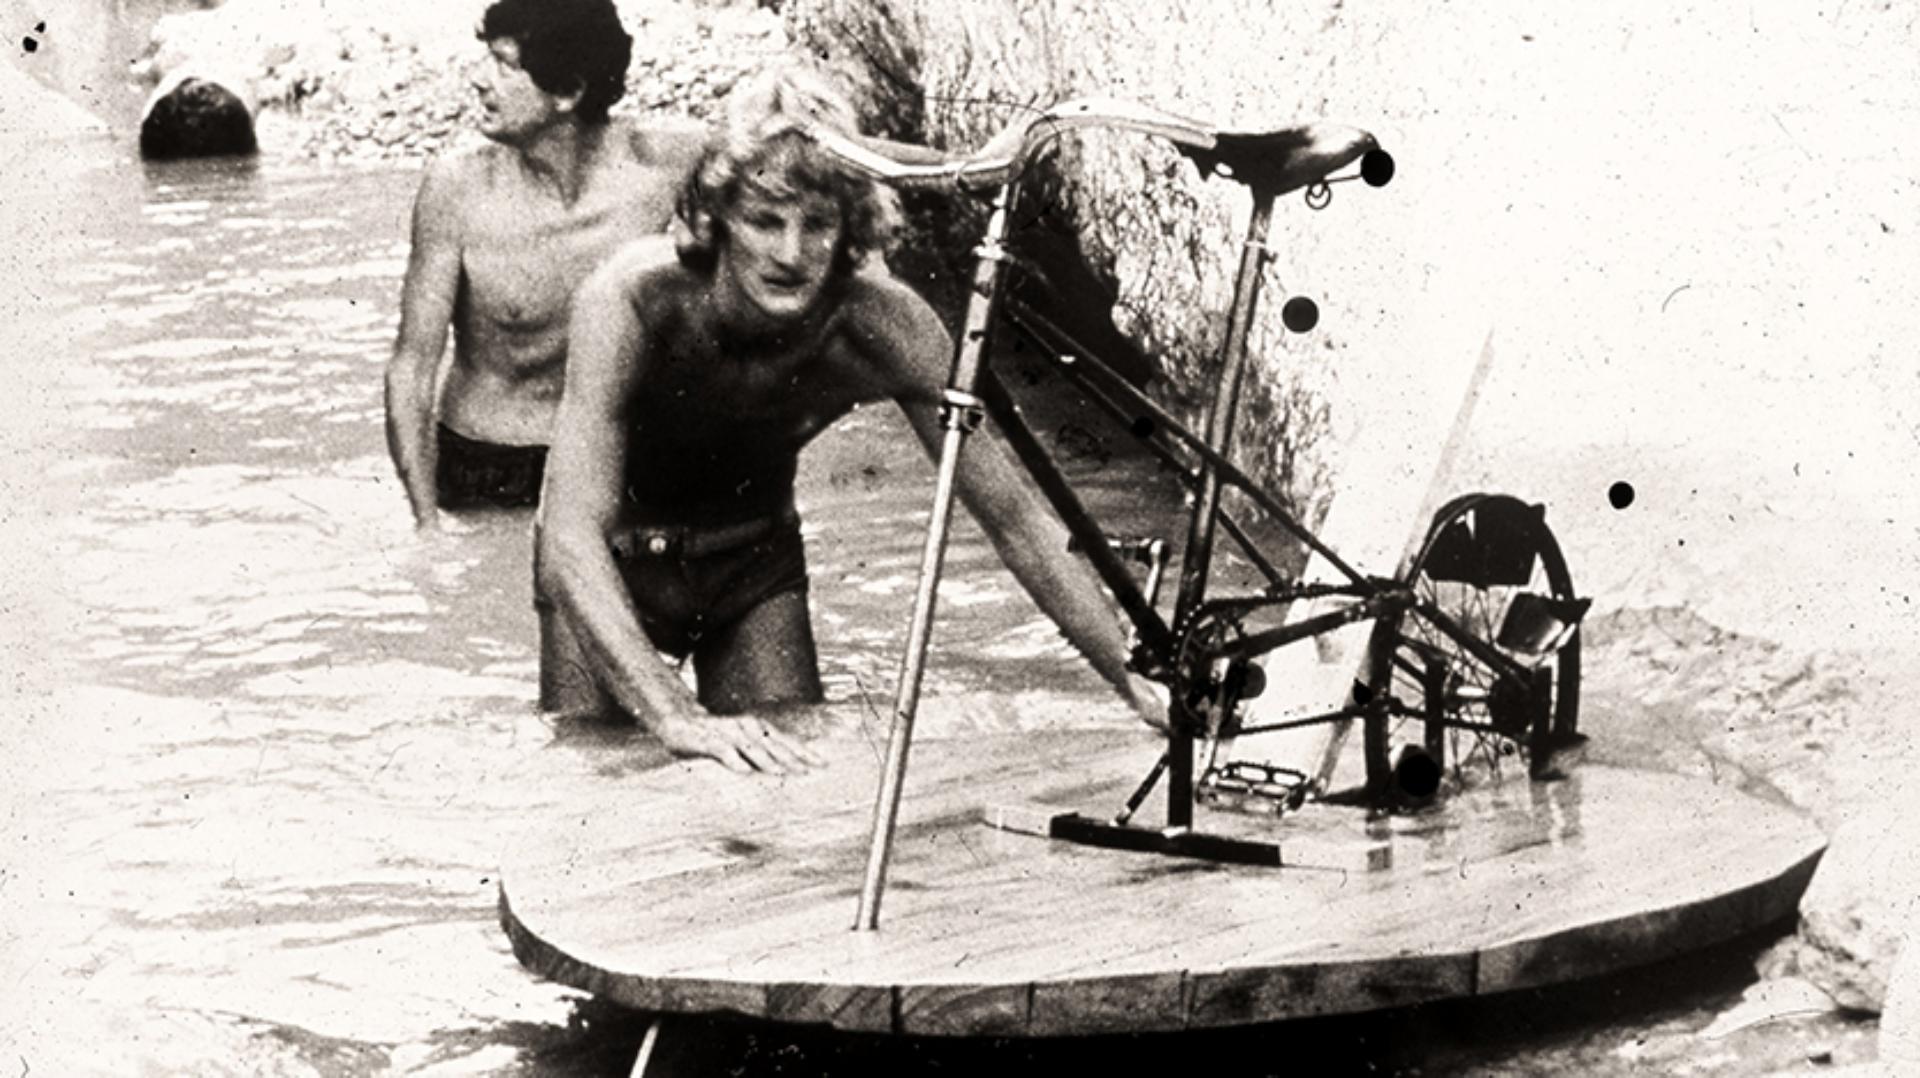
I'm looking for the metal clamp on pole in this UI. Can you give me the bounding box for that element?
[968,241,1015,298]
[972,239,1014,265]
[939,388,987,434]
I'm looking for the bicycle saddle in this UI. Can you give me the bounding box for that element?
[1178,124,1386,195]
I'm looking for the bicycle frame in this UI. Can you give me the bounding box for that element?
[984,315,1562,801]
[824,101,1462,928]
[1000,297,1545,694]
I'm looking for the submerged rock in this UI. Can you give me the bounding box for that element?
[139,72,258,159]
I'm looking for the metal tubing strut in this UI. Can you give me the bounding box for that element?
[856,185,1019,931]
[1007,298,1368,589]
[979,378,1176,663]
[1164,190,1280,827]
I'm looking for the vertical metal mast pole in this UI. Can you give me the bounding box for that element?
[1164,187,1278,829]
[856,182,1019,930]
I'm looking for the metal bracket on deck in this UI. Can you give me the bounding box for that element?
[983,806,1284,868]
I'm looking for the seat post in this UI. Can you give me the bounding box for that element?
[1166,187,1279,828]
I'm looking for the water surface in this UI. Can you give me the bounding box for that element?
[0,113,1174,1073]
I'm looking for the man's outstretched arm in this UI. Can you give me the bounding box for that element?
[866,276,1166,725]
[384,160,462,528]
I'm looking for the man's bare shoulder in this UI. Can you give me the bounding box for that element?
[841,264,943,335]
[432,138,512,180]
[582,235,695,309]
[614,116,710,170]
[600,233,681,277]
[832,265,950,392]
[414,140,514,210]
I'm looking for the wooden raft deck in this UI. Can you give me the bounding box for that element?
[499,728,1825,1037]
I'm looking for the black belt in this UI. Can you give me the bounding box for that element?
[610,508,800,561]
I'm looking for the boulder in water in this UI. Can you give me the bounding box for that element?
[139,71,257,160]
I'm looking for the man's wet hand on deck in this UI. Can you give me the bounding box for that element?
[655,715,825,776]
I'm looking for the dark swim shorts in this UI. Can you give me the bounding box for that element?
[610,510,810,659]
[435,423,548,510]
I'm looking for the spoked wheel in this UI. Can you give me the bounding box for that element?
[1364,494,1587,805]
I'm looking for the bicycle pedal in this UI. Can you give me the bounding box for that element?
[1198,784,1289,817]
[1198,761,1310,816]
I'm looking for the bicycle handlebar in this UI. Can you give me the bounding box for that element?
[807,96,1220,189]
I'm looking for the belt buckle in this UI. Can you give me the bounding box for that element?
[612,528,676,559]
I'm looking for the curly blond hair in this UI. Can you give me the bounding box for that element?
[675,64,900,275]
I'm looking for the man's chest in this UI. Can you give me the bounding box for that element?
[640,341,884,441]
[464,177,679,330]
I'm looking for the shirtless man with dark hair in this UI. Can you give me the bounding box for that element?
[536,66,1162,774]
[384,0,704,525]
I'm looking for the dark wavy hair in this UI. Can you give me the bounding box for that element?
[674,64,900,276]
[479,0,632,124]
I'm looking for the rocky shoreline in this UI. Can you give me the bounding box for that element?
[136,0,790,163]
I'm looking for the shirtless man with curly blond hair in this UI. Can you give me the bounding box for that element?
[535,66,1161,773]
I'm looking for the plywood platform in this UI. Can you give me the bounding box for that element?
[499,728,1824,1037]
